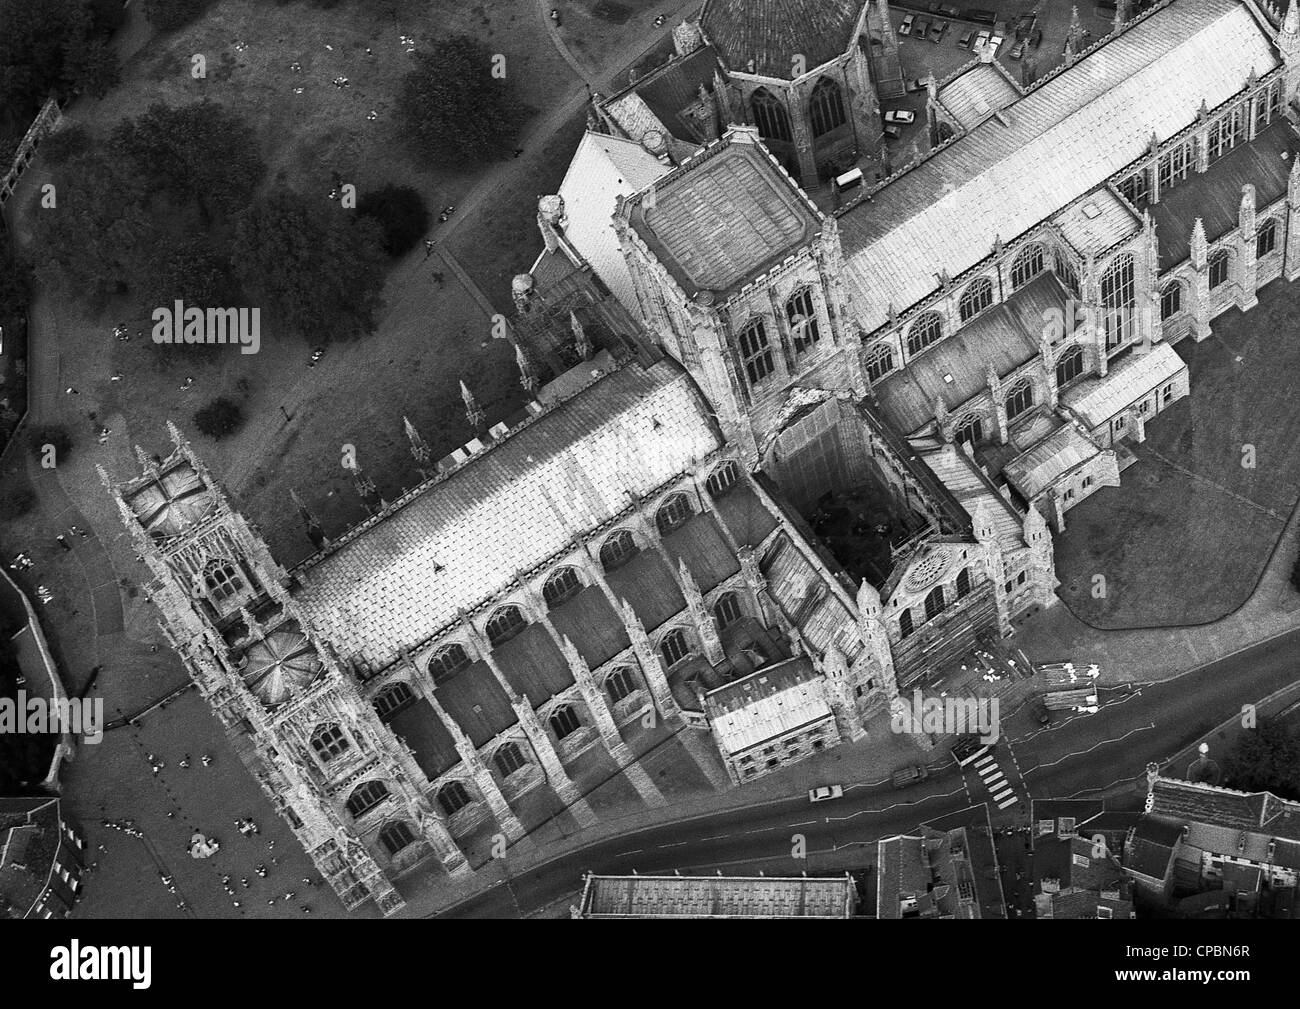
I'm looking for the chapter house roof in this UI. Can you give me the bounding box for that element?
[838,0,1279,333]
[700,0,866,79]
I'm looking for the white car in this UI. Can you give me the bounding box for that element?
[975,30,990,49]
[808,784,844,803]
[899,13,914,34]
[884,110,915,125]
[989,34,1004,50]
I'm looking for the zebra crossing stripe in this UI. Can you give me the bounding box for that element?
[980,768,1005,784]
[991,786,1014,801]
[973,754,994,770]
[997,795,1020,809]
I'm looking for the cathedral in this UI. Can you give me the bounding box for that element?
[105,0,1300,914]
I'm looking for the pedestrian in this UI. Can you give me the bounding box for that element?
[56,535,71,551]
[65,387,79,395]
[424,239,435,259]
[201,754,212,766]
[179,754,190,769]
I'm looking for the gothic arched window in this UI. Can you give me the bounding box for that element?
[706,460,741,498]
[809,77,846,137]
[1209,249,1231,289]
[1160,282,1183,320]
[1257,219,1279,257]
[374,682,414,721]
[924,585,946,621]
[1100,253,1135,349]
[655,493,693,535]
[898,609,914,639]
[906,313,942,356]
[486,605,527,647]
[429,643,470,683]
[1055,344,1085,387]
[437,781,472,816]
[751,87,792,142]
[599,529,637,572]
[378,821,416,856]
[956,567,972,599]
[605,667,638,703]
[865,342,895,382]
[543,567,582,608]
[959,278,994,322]
[953,414,983,448]
[786,287,820,353]
[310,723,350,762]
[494,741,527,777]
[1053,249,1080,296]
[1005,378,1034,421]
[202,558,244,603]
[346,780,389,818]
[1010,245,1045,289]
[738,317,775,387]
[549,704,581,740]
[713,592,743,630]
[660,628,690,667]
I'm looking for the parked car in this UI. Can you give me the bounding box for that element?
[913,18,931,37]
[958,29,974,48]
[883,123,902,138]
[929,19,948,42]
[989,34,1004,50]
[966,7,997,24]
[974,29,990,49]
[939,4,961,16]
[891,764,929,790]
[1010,39,1026,59]
[884,109,916,124]
[900,13,914,34]
[809,784,844,803]
[906,77,926,93]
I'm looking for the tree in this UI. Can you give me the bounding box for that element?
[1222,719,1300,801]
[234,189,387,344]
[142,0,211,31]
[112,101,265,222]
[37,124,91,165]
[0,485,35,520]
[28,150,159,301]
[397,36,526,168]
[0,242,30,332]
[193,396,244,439]
[0,635,56,793]
[139,234,240,312]
[0,0,119,118]
[357,184,430,257]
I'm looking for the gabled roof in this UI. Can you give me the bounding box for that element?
[1003,422,1103,500]
[838,0,1279,333]
[1051,188,1140,258]
[293,359,723,670]
[1061,342,1186,427]
[578,871,854,917]
[700,0,866,78]
[937,63,1021,131]
[705,656,828,754]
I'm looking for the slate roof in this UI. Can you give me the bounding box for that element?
[578,871,853,917]
[937,63,1021,131]
[705,656,828,754]
[1149,120,1300,270]
[759,533,863,662]
[555,132,671,314]
[1145,778,1300,863]
[1052,188,1140,257]
[700,0,866,79]
[838,0,1278,333]
[1003,422,1102,500]
[920,444,1024,554]
[1060,342,1186,427]
[608,44,724,140]
[292,359,722,670]
[433,662,517,748]
[386,700,460,780]
[660,512,742,592]
[874,271,1069,435]
[605,548,686,632]
[548,586,630,669]
[625,130,821,298]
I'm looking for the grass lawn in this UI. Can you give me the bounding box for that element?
[1055,279,1300,628]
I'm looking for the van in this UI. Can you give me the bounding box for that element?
[891,764,929,789]
[834,166,864,194]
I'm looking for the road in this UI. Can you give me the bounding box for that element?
[437,625,1300,917]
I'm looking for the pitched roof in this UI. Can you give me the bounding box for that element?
[700,0,866,78]
[624,129,821,298]
[293,359,723,670]
[614,44,724,140]
[937,63,1021,131]
[705,656,829,754]
[838,0,1279,332]
[1003,422,1103,500]
[1060,342,1186,427]
[1051,188,1140,257]
[920,444,1024,554]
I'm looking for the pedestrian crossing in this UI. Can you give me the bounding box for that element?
[972,753,1019,809]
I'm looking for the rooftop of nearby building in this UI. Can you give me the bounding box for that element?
[1003,421,1104,501]
[624,128,821,299]
[920,443,1025,555]
[1051,187,1141,258]
[838,0,1279,333]
[0,796,61,920]
[704,655,828,755]
[937,62,1021,132]
[1060,342,1187,428]
[699,0,865,78]
[576,871,854,917]
[604,44,723,144]
[877,826,981,919]
[1148,119,1300,270]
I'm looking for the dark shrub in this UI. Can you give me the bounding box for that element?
[193,396,243,439]
[357,184,430,257]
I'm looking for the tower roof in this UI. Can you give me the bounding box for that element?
[701,0,867,78]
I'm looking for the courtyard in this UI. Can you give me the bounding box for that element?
[1055,278,1300,628]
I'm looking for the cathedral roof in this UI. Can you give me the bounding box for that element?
[704,655,825,755]
[624,128,821,299]
[604,44,723,142]
[1059,341,1185,428]
[700,0,866,78]
[936,63,1020,131]
[839,0,1279,333]
[1002,422,1103,501]
[291,359,723,671]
